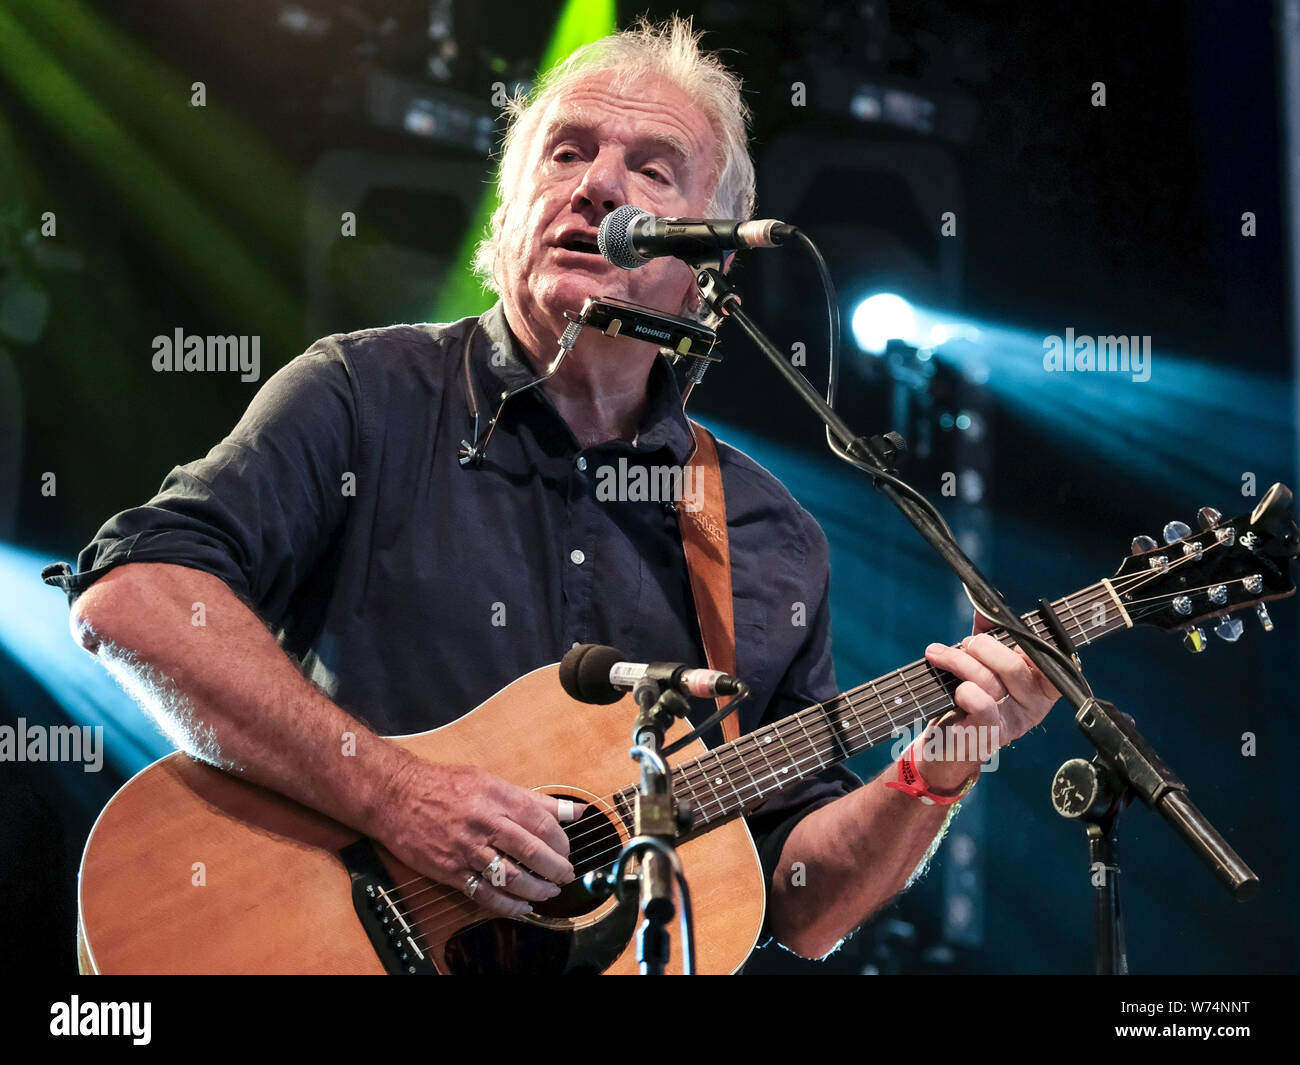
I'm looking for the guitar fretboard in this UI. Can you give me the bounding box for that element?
[612,581,1127,831]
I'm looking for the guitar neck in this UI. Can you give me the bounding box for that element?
[622,580,1128,832]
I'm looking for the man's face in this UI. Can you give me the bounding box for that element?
[496,72,720,340]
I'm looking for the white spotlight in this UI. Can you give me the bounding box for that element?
[851,293,917,355]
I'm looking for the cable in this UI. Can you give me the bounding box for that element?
[661,686,752,757]
[790,228,1091,693]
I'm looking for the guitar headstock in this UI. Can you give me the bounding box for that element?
[1111,482,1299,650]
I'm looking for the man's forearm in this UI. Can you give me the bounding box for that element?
[765,756,976,959]
[71,562,417,838]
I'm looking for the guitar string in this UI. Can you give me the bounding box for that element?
[388,549,1215,944]
[386,553,1214,941]
[381,547,1231,946]
[388,577,1134,903]
[391,599,1134,941]
[386,584,1103,915]
[396,571,1222,955]
[394,671,989,950]
[395,605,1115,952]
[1112,580,1249,610]
[389,580,1107,894]
[656,543,1236,819]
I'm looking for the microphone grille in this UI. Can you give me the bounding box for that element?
[558,643,625,705]
[598,204,649,270]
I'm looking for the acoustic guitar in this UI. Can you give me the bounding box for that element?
[75,487,1297,973]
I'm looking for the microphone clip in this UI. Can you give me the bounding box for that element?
[632,677,691,750]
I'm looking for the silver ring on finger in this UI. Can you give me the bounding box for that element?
[464,874,481,899]
[482,854,505,882]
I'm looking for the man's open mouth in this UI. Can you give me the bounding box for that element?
[556,236,603,256]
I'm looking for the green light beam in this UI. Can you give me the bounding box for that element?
[432,0,617,324]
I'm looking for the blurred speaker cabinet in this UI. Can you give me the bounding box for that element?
[755,130,964,314]
[304,150,487,338]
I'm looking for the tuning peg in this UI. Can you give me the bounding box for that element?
[1131,535,1158,554]
[1197,506,1222,530]
[1163,520,1192,544]
[1182,625,1208,653]
[1250,483,1294,536]
[1214,615,1244,642]
[1256,602,1274,632]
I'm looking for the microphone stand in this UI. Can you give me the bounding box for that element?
[1051,702,1259,974]
[689,256,1261,971]
[592,678,697,974]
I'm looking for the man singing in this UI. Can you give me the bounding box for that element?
[47,17,1057,963]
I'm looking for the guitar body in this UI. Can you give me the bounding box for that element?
[76,664,766,975]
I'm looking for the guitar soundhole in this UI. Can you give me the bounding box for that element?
[441,794,635,975]
[529,795,623,920]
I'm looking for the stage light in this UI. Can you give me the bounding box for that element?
[917,311,1289,494]
[846,84,938,136]
[432,0,616,323]
[851,292,918,355]
[0,542,172,777]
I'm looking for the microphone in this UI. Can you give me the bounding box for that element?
[559,643,745,705]
[597,204,793,270]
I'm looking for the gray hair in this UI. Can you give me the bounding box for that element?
[472,15,756,311]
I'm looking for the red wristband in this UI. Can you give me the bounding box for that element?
[885,737,977,806]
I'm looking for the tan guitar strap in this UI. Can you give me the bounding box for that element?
[678,421,740,743]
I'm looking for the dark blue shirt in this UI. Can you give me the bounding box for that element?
[43,301,861,914]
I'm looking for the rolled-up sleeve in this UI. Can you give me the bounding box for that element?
[742,516,862,939]
[42,346,355,627]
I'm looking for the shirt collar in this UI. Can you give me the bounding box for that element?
[471,301,696,464]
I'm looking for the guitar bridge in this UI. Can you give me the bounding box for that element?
[340,839,438,975]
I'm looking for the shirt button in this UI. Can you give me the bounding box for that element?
[575,456,587,472]
[570,549,585,565]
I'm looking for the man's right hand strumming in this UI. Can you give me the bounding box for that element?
[374,761,584,918]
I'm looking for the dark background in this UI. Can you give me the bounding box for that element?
[0,0,1295,975]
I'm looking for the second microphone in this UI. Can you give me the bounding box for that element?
[559,643,747,705]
